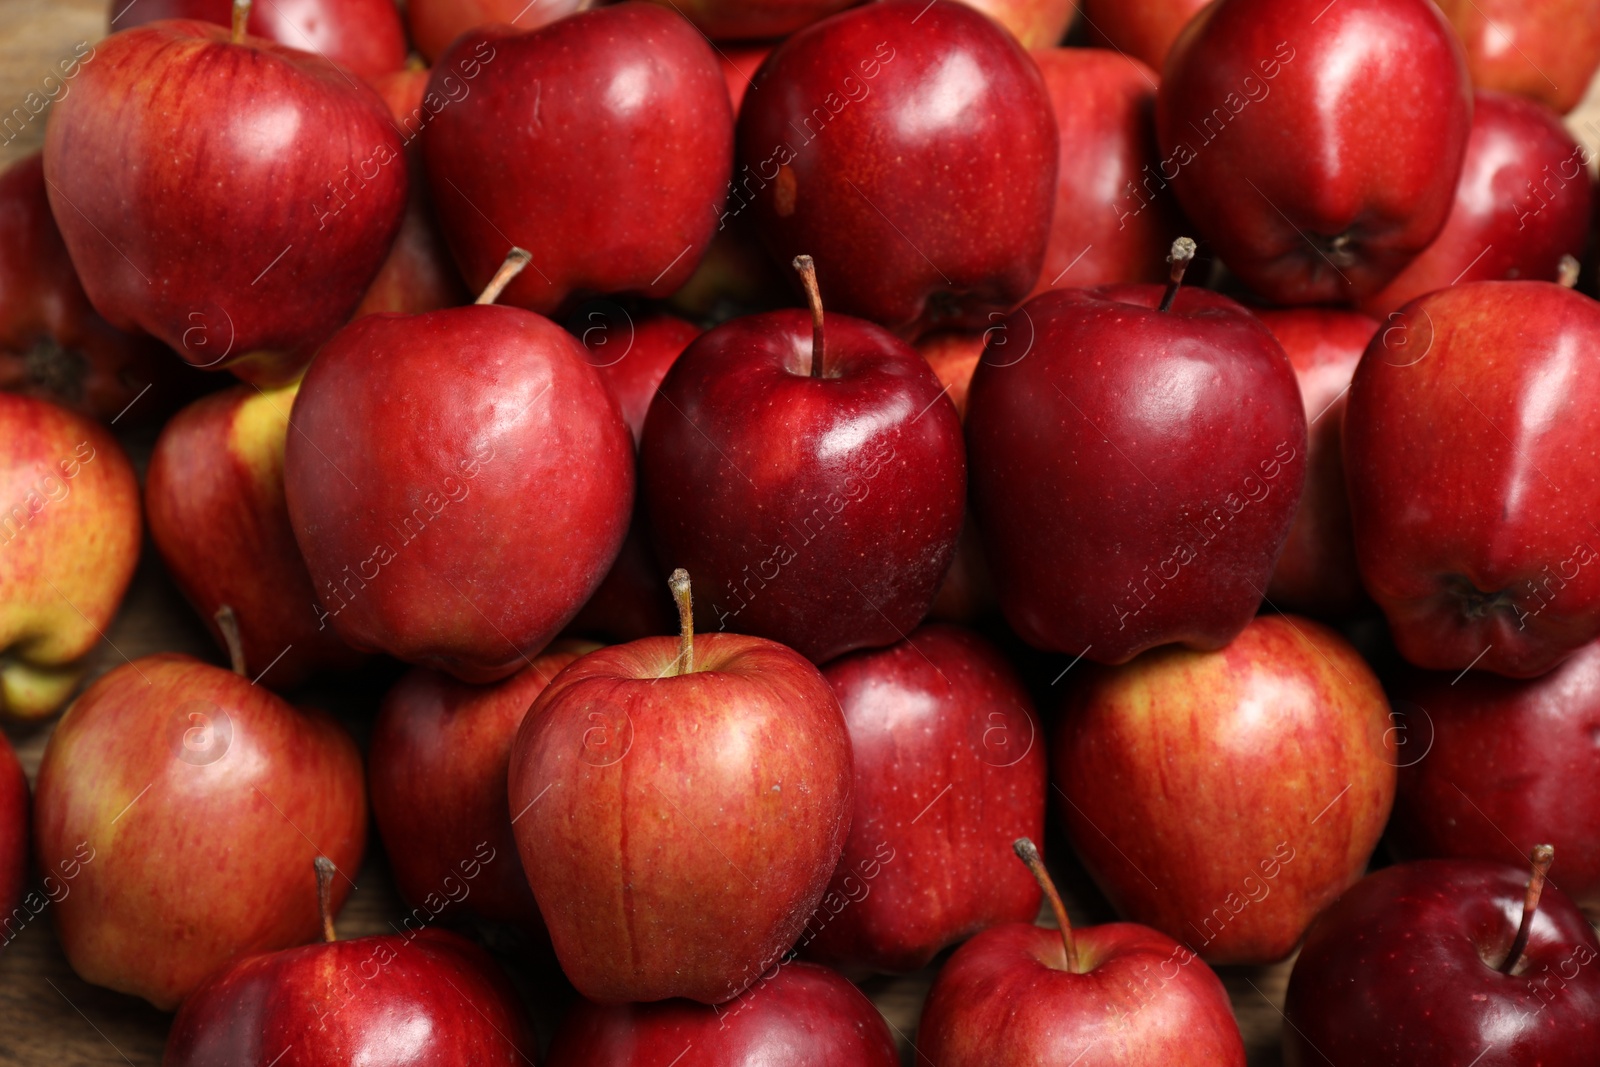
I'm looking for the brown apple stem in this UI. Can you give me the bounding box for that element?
[1500,844,1555,974]
[792,255,826,378]
[231,0,251,42]
[213,605,247,677]
[668,568,694,676]
[1158,237,1198,313]
[314,856,338,943]
[1014,837,1079,974]
[1558,255,1580,289]
[475,247,533,306]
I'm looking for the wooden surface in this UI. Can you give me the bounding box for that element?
[1,1,1598,1063]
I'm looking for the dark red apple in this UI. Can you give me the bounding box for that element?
[367,641,595,931]
[1258,307,1378,619]
[1078,0,1209,71]
[147,381,367,689]
[1053,614,1397,964]
[802,625,1045,975]
[167,860,535,1066]
[965,242,1306,663]
[0,732,26,927]
[639,260,965,665]
[547,960,897,1065]
[1029,48,1184,297]
[409,0,592,61]
[44,16,407,385]
[33,655,366,1009]
[1361,90,1595,318]
[508,572,853,1004]
[0,153,183,425]
[1387,640,1600,911]
[283,251,635,683]
[109,0,408,80]
[736,0,1058,336]
[1435,0,1600,115]
[423,5,733,316]
[1156,0,1473,304]
[919,838,1246,1064]
[1343,279,1600,678]
[1284,851,1600,1065]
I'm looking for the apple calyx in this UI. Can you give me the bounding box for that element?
[1014,837,1080,974]
[213,605,247,677]
[1499,843,1555,975]
[1158,237,1198,314]
[668,568,694,676]
[231,0,251,42]
[474,247,534,306]
[314,855,338,943]
[791,255,826,379]
[1558,255,1580,289]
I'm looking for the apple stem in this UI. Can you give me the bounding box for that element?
[1558,254,1580,289]
[792,255,826,378]
[231,0,250,42]
[213,605,247,677]
[1158,237,1198,313]
[1500,843,1555,974]
[314,856,337,943]
[1014,837,1080,975]
[668,568,694,676]
[475,247,533,306]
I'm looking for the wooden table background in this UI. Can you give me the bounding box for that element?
[2,0,1599,1062]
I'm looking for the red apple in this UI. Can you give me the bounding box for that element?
[736,0,1058,337]
[33,655,366,1009]
[1343,279,1600,677]
[1029,48,1184,296]
[147,382,367,689]
[367,640,595,931]
[0,153,184,425]
[1435,0,1600,115]
[283,252,635,683]
[0,392,140,720]
[1360,90,1595,318]
[639,260,965,665]
[0,732,26,927]
[1079,0,1208,70]
[1053,614,1397,964]
[1284,851,1600,1065]
[109,0,408,80]
[409,0,592,62]
[803,625,1045,975]
[547,960,897,1065]
[351,66,471,318]
[423,5,733,316]
[646,0,858,42]
[167,861,534,1066]
[919,838,1246,1065]
[1387,640,1600,911]
[1156,0,1473,304]
[1257,307,1378,619]
[965,243,1306,664]
[508,572,854,1004]
[44,16,407,385]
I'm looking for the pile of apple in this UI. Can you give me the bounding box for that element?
[3,0,1600,1061]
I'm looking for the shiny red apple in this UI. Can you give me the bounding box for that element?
[803,624,1045,975]
[1258,307,1378,619]
[1344,279,1600,677]
[508,573,853,1004]
[1157,0,1473,304]
[965,243,1306,663]
[639,261,965,664]
[1361,90,1594,318]
[1078,0,1208,71]
[1435,0,1600,114]
[736,0,1058,336]
[423,5,733,316]
[33,655,366,1008]
[1053,614,1396,964]
[367,640,594,931]
[44,16,407,385]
